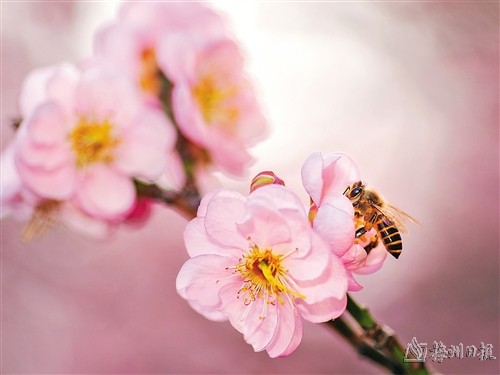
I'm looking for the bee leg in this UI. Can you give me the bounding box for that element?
[355,227,367,239]
[363,235,379,255]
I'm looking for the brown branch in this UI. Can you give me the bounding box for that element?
[134,181,199,220]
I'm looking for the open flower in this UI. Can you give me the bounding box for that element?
[94,2,225,101]
[95,2,267,176]
[13,63,176,222]
[301,152,387,290]
[176,185,348,357]
[160,38,267,176]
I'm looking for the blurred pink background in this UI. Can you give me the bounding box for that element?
[1,1,498,374]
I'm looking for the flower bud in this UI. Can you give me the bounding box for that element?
[249,171,285,193]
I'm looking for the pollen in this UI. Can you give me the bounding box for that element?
[69,117,120,168]
[192,74,239,132]
[139,47,161,96]
[236,244,304,308]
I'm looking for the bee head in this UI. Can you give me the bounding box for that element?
[344,181,364,206]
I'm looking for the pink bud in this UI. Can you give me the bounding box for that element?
[249,171,285,193]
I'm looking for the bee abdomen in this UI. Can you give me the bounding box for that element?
[377,221,402,259]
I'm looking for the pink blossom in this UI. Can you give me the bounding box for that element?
[301,152,387,290]
[13,63,176,221]
[176,185,348,357]
[160,38,267,176]
[94,2,226,101]
[95,2,267,176]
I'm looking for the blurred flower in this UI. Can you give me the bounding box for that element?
[176,185,348,357]
[95,2,267,177]
[94,2,225,101]
[301,152,387,290]
[11,62,177,223]
[162,38,267,176]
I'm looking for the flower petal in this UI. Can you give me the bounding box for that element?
[248,184,306,216]
[75,66,140,126]
[285,233,330,281]
[15,158,76,200]
[157,32,197,83]
[298,294,347,323]
[236,205,291,249]
[1,143,22,203]
[294,252,348,303]
[346,271,364,292]
[208,132,253,176]
[302,152,361,205]
[313,197,355,257]
[301,152,325,205]
[61,203,116,239]
[154,151,186,191]
[353,244,388,275]
[218,282,248,334]
[243,298,279,352]
[76,166,135,219]
[184,217,238,257]
[171,83,208,145]
[321,152,361,200]
[203,190,248,249]
[93,22,142,78]
[114,108,175,180]
[176,254,236,321]
[266,298,302,358]
[276,312,303,358]
[341,244,368,270]
[19,63,79,118]
[24,102,68,146]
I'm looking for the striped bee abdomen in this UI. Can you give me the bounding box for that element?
[377,218,402,259]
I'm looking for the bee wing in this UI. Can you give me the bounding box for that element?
[371,203,419,234]
[386,204,420,225]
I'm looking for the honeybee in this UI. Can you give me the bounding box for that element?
[343,181,418,259]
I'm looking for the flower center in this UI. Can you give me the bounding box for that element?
[139,47,161,96]
[69,117,120,168]
[236,245,304,306]
[192,74,239,132]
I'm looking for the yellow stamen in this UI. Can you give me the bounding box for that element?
[69,117,120,168]
[139,47,161,96]
[192,74,239,132]
[236,245,305,312]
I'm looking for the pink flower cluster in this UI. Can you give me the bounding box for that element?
[177,151,387,357]
[1,1,388,360]
[1,2,267,237]
[95,2,266,176]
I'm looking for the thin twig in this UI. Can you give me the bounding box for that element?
[339,294,430,374]
[134,181,199,220]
